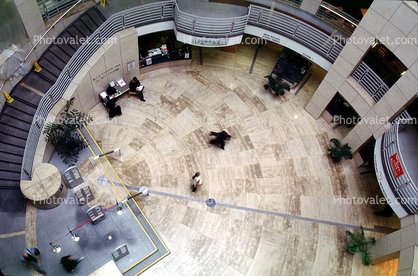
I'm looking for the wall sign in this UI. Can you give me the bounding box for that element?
[390,153,404,178]
[127,60,135,71]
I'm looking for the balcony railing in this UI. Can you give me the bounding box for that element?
[381,123,418,214]
[22,0,345,179]
[351,61,389,102]
[315,1,359,36]
[277,0,302,9]
[248,5,343,62]
[38,0,89,21]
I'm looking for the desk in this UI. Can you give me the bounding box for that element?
[99,79,129,102]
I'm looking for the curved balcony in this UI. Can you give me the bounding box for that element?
[20,0,344,179]
[375,123,418,218]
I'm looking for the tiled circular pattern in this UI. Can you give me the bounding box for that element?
[97,175,108,185]
[82,45,400,275]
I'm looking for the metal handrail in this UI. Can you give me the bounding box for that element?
[351,61,389,102]
[0,0,82,94]
[315,2,359,36]
[21,0,348,179]
[247,5,343,62]
[382,123,418,214]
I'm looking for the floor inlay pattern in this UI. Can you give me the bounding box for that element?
[81,43,399,275]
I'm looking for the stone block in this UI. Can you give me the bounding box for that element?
[305,101,322,119]
[331,56,354,79]
[324,68,345,91]
[401,224,416,250]
[353,122,372,143]
[360,8,388,38]
[338,81,358,103]
[352,95,372,117]
[373,98,395,120]
[382,85,408,115]
[339,44,365,67]
[387,229,401,254]
[378,22,402,53]
[398,246,415,271]
[390,3,418,36]
[396,71,418,100]
[394,42,418,68]
[371,0,401,20]
[17,0,42,23]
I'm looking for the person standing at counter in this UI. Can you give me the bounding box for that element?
[129,77,146,102]
[105,95,122,119]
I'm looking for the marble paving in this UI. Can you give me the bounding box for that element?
[83,41,400,275]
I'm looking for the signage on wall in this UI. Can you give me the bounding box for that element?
[302,53,313,61]
[92,63,121,83]
[127,61,135,71]
[390,153,404,178]
[262,33,280,44]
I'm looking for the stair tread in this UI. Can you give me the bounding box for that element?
[0,171,21,181]
[37,59,62,78]
[57,32,78,54]
[0,116,31,131]
[0,161,22,173]
[79,15,96,33]
[0,152,24,164]
[0,133,27,148]
[49,44,72,62]
[21,72,53,92]
[87,8,106,27]
[0,143,24,156]
[42,51,67,70]
[0,125,29,140]
[3,102,36,116]
[10,86,42,106]
[2,108,34,124]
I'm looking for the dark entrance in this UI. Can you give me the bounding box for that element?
[326,93,360,127]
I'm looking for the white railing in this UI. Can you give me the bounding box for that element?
[315,1,359,36]
[248,5,343,62]
[351,61,389,102]
[174,5,248,37]
[382,123,418,214]
[38,0,89,21]
[21,0,346,179]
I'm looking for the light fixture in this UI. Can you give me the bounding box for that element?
[371,40,378,48]
[400,71,407,76]
[50,243,61,253]
[116,199,124,215]
[68,227,80,242]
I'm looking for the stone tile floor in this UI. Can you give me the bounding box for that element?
[80,40,400,275]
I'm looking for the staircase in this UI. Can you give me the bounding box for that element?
[0,7,106,207]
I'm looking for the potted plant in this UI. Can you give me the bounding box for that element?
[328,138,352,162]
[346,226,376,266]
[43,97,93,166]
[264,75,290,96]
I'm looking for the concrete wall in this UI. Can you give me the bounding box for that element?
[33,27,140,167]
[370,214,418,275]
[299,0,321,15]
[305,1,418,153]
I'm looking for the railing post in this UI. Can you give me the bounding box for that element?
[161,5,164,20]
[293,22,300,37]
[230,20,235,35]
[192,19,195,33]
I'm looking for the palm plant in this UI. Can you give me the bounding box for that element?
[328,138,352,162]
[264,75,290,96]
[346,226,376,266]
[43,97,93,166]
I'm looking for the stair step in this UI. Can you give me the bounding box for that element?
[0,115,32,132]
[0,181,22,189]
[49,44,72,62]
[0,152,23,164]
[88,8,106,27]
[21,72,53,93]
[42,51,67,71]
[57,32,78,54]
[0,133,27,148]
[0,125,29,140]
[0,161,22,173]
[67,25,87,43]
[79,15,96,33]
[2,105,33,124]
[37,59,62,78]
[10,86,42,107]
[0,142,26,156]
[0,171,21,182]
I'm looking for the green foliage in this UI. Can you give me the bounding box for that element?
[43,97,93,166]
[328,138,353,162]
[264,75,290,96]
[345,226,376,266]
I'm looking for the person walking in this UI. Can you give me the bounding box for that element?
[209,130,231,150]
[20,247,46,274]
[191,172,202,192]
[60,255,84,273]
[129,77,146,102]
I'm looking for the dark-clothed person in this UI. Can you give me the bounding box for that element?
[129,77,145,101]
[105,95,122,118]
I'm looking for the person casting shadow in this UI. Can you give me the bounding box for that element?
[105,95,122,119]
[60,255,84,273]
[20,247,46,274]
[209,131,231,150]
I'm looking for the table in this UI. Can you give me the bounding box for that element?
[99,79,129,102]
